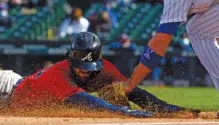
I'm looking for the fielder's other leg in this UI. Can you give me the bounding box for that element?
[189,36,219,91]
[186,3,219,91]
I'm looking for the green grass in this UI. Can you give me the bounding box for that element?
[140,86,219,111]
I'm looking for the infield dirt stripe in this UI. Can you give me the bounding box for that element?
[68,122,219,125]
[0,117,219,125]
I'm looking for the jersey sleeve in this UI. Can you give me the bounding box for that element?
[44,70,85,101]
[103,59,128,82]
[11,68,84,106]
[160,0,193,24]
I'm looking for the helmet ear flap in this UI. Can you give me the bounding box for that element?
[66,48,71,59]
[66,35,74,59]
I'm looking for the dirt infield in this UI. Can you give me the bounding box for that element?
[0,106,216,119]
[0,106,218,125]
[0,117,219,125]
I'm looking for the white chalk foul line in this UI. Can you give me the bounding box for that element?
[65,122,219,125]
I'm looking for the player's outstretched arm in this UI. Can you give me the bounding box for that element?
[65,92,153,118]
[125,22,181,93]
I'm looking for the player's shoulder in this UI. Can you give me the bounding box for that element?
[51,59,69,70]
[102,59,118,72]
[28,59,70,81]
[102,59,114,67]
[36,59,70,76]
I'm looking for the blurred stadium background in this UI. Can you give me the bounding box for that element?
[0,0,214,88]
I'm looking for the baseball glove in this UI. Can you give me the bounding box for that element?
[98,82,130,107]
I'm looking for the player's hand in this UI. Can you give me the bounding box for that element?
[119,106,153,118]
[124,81,135,94]
[124,85,133,93]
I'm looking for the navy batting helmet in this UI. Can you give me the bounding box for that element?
[67,32,103,71]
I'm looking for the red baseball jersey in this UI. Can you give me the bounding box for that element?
[10,59,127,108]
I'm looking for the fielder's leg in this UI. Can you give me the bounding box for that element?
[189,36,219,91]
[186,3,219,91]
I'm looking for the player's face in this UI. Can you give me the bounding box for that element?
[73,68,92,81]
